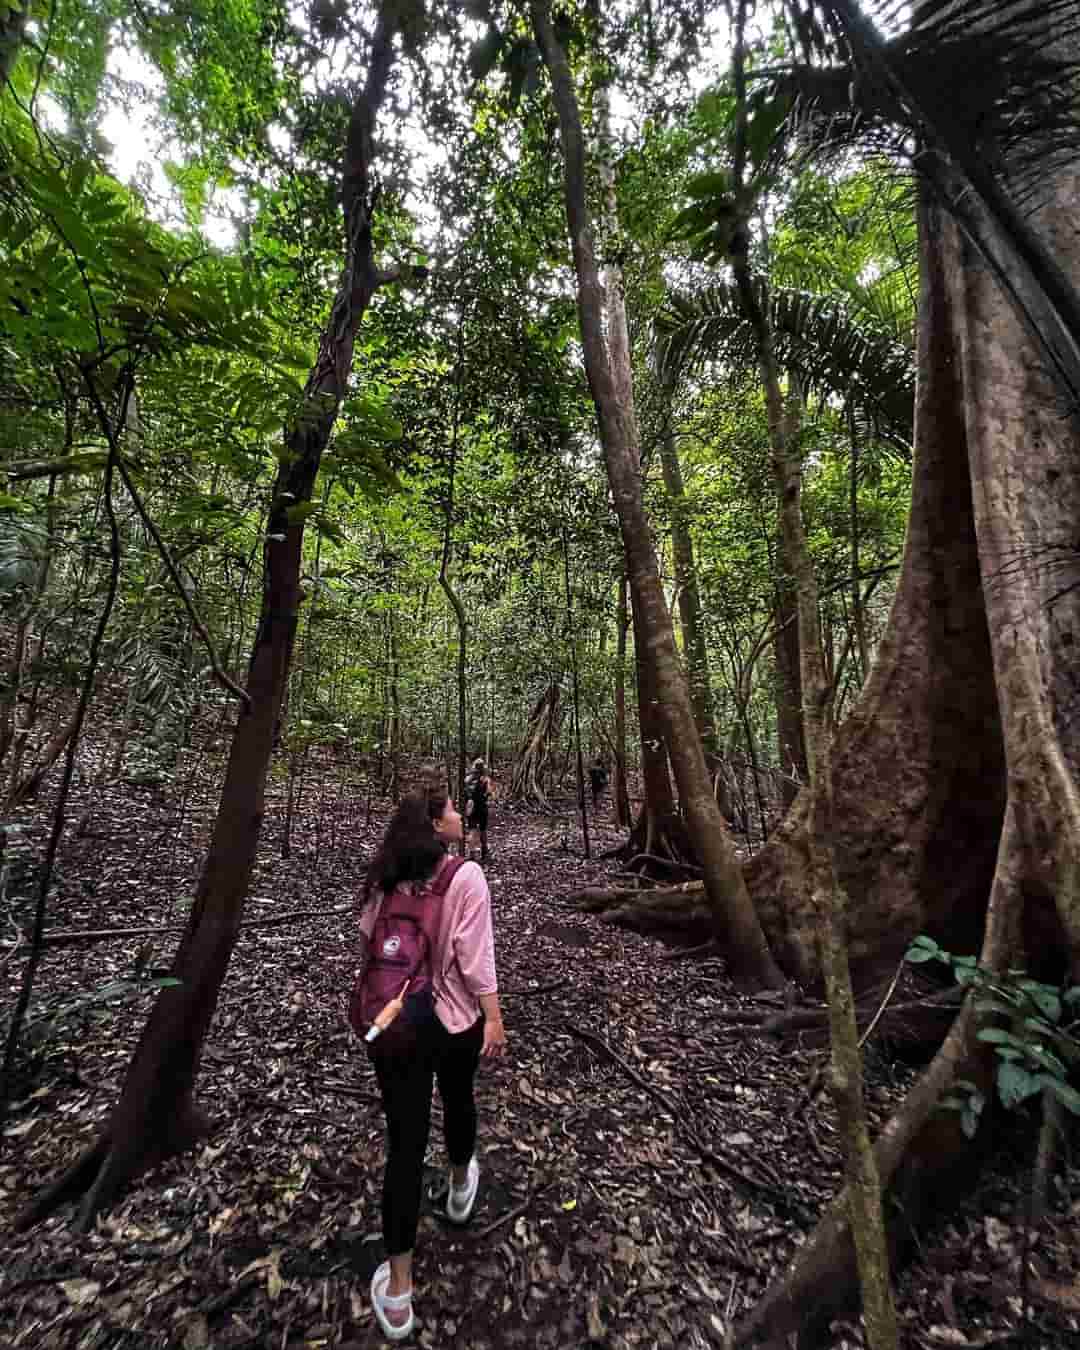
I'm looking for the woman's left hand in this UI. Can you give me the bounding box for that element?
[481,1017,507,1059]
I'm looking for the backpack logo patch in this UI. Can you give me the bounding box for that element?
[382,936,401,956]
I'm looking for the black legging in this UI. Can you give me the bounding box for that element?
[371,1015,484,1255]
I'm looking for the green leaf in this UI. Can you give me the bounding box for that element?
[996,1061,1042,1110]
[1018,981,1061,1022]
[977,1027,1025,1048]
[1041,1076,1080,1114]
[905,935,943,964]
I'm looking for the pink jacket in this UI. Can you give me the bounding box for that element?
[358,856,498,1034]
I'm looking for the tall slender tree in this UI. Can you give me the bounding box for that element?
[529,0,784,989]
[20,1,414,1230]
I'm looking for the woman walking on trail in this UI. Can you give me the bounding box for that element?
[464,757,493,862]
[357,786,507,1340]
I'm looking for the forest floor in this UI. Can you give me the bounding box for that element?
[1,748,1079,1350]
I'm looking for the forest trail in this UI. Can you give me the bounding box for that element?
[1,769,1077,1349]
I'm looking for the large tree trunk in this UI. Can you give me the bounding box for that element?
[623,578,688,862]
[738,151,1080,1342]
[0,0,28,84]
[18,11,402,1232]
[532,0,783,989]
[746,195,1006,985]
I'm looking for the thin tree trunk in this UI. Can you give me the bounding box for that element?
[613,571,631,828]
[388,602,401,802]
[531,0,783,988]
[728,7,897,1342]
[564,527,591,859]
[439,321,468,810]
[18,9,402,1231]
[658,376,717,766]
[849,409,870,680]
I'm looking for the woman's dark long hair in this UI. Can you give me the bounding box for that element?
[363,784,448,906]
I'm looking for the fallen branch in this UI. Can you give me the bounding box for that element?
[563,1022,787,1204]
[32,907,353,948]
[195,1271,261,1319]
[858,957,906,1049]
[759,986,963,1037]
[659,940,721,962]
[316,1081,379,1103]
[473,1178,555,1239]
[627,852,703,876]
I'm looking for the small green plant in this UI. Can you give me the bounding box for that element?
[906,935,1080,1136]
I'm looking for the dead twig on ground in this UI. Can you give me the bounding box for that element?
[562,1022,788,1204]
[34,907,353,948]
[473,1178,555,1239]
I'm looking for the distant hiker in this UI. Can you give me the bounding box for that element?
[588,758,608,809]
[464,757,492,863]
[353,784,506,1340]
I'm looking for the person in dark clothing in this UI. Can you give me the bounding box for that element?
[588,759,608,809]
[464,757,492,862]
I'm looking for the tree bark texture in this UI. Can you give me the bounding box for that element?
[532,0,783,989]
[510,682,562,807]
[746,197,1006,987]
[739,157,1080,1342]
[774,526,807,810]
[613,571,632,828]
[658,380,718,766]
[731,83,896,1331]
[18,10,401,1231]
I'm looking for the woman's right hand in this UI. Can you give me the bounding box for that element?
[481,1016,507,1060]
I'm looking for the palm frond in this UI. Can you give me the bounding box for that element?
[778,1,1080,196]
[657,282,914,452]
[775,1,1080,422]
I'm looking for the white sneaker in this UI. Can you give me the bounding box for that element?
[370,1261,414,1341]
[446,1156,480,1224]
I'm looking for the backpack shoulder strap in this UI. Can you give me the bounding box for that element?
[429,855,467,897]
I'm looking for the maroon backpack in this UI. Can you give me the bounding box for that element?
[349,856,465,1054]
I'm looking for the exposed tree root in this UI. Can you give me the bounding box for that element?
[509,683,562,808]
[565,879,711,939]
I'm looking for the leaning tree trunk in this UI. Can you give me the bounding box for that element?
[17,10,402,1232]
[737,162,1080,1343]
[532,0,783,989]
